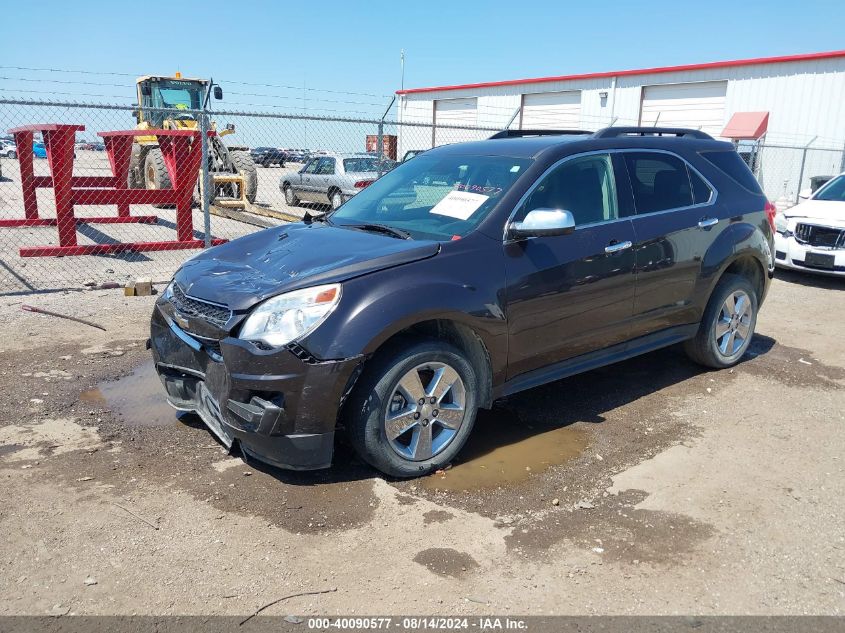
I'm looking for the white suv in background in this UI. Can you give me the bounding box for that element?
[775,173,845,277]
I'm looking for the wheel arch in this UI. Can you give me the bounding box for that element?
[352,318,494,410]
[701,221,773,308]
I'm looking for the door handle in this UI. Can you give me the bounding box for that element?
[605,240,633,254]
[698,217,718,228]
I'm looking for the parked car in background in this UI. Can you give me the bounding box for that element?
[283,149,310,163]
[0,140,17,158]
[775,172,845,276]
[281,153,381,209]
[33,142,47,158]
[250,146,286,168]
[154,127,774,477]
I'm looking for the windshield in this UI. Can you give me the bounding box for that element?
[151,80,203,110]
[814,175,845,202]
[331,153,532,240]
[343,157,379,172]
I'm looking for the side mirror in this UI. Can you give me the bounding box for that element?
[213,86,223,100]
[798,187,812,201]
[509,208,576,238]
[140,84,152,97]
[225,123,235,132]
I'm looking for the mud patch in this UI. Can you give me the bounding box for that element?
[742,337,845,390]
[413,548,479,577]
[506,489,715,564]
[422,509,454,525]
[422,407,589,492]
[80,361,179,427]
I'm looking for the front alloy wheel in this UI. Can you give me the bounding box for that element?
[344,339,478,478]
[385,362,466,461]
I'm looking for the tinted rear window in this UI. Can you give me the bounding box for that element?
[690,169,713,204]
[701,150,762,193]
[624,152,693,213]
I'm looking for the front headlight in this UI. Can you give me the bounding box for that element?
[239,284,341,348]
[774,212,790,234]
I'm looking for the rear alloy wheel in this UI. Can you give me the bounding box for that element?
[331,191,344,210]
[345,339,478,477]
[685,273,758,368]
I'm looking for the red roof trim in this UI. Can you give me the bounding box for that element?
[396,50,845,95]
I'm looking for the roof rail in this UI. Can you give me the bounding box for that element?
[488,129,592,140]
[593,126,713,140]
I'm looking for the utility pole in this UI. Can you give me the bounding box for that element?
[400,49,405,92]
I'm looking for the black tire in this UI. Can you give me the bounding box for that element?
[143,147,174,209]
[684,273,758,369]
[284,184,299,206]
[330,190,344,210]
[127,143,148,189]
[230,150,258,204]
[143,147,172,190]
[343,338,479,478]
[9,150,16,159]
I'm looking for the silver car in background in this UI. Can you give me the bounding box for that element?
[280,153,382,210]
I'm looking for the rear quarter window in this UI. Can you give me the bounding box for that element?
[700,150,762,194]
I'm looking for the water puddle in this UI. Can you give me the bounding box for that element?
[80,361,180,427]
[422,408,588,491]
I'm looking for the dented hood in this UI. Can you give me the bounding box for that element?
[174,223,439,311]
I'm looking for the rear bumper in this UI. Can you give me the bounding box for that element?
[150,304,363,470]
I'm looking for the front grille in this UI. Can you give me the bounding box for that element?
[171,283,232,328]
[794,223,845,249]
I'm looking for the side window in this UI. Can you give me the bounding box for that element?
[624,152,693,214]
[316,158,335,175]
[302,159,319,174]
[689,168,713,204]
[522,154,618,227]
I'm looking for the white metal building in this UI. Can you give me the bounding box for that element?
[396,50,845,199]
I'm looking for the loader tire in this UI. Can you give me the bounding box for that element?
[230,151,258,204]
[144,147,172,191]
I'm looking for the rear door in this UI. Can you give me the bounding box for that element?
[312,157,336,201]
[298,158,321,201]
[503,152,637,378]
[621,151,717,337]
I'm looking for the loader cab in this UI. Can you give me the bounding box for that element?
[135,75,208,128]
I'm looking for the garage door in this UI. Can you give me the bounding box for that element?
[521,91,581,129]
[434,98,478,146]
[640,81,727,137]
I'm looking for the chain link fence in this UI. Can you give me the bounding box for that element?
[1,98,843,294]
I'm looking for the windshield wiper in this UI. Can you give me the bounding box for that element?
[345,222,411,240]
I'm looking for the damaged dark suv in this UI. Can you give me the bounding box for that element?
[150,127,775,477]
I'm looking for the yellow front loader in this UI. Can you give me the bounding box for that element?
[128,73,257,208]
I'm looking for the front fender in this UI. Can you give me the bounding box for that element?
[300,237,509,383]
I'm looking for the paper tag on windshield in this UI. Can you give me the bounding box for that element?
[430,190,489,220]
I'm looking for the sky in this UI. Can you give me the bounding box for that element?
[1,0,843,148]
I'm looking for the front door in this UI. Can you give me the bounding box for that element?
[504,153,637,379]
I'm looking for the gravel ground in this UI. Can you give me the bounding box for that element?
[0,269,843,617]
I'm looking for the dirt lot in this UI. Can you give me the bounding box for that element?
[0,270,843,617]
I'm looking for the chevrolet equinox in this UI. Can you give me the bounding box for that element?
[150,127,776,477]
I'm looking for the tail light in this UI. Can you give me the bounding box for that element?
[354,180,373,189]
[764,200,777,232]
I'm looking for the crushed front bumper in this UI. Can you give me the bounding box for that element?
[149,304,363,470]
